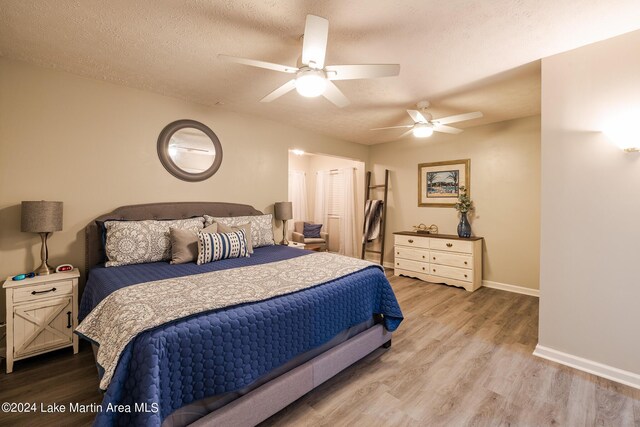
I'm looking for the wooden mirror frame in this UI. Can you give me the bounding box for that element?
[157,119,223,182]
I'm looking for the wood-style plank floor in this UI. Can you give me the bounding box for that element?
[1,273,639,426]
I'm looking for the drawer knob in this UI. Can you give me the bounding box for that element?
[31,287,57,295]
[433,257,436,260]
[464,261,468,265]
[433,269,436,272]
[396,263,399,266]
[422,267,425,270]
[422,255,425,258]
[464,274,468,278]
[397,252,400,255]
[446,243,453,248]
[408,239,414,243]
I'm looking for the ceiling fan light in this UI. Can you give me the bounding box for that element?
[295,70,326,97]
[412,123,434,138]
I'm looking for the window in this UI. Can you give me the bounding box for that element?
[327,172,344,217]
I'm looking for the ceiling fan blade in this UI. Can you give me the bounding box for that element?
[433,111,483,125]
[370,125,414,131]
[407,110,427,123]
[325,64,400,80]
[434,124,463,134]
[301,15,329,68]
[322,81,350,107]
[399,128,414,138]
[218,54,298,73]
[260,79,297,103]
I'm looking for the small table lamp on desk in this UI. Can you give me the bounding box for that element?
[21,200,63,275]
[274,201,293,245]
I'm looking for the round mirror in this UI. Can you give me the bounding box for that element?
[157,120,223,182]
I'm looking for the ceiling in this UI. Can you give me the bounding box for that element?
[2,1,640,145]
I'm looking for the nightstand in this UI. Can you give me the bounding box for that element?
[288,241,306,249]
[3,269,80,373]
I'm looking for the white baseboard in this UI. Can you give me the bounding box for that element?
[533,344,640,390]
[482,280,539,297]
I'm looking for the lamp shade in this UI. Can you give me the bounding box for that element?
[21,201,63,233]
[274,201,293,221]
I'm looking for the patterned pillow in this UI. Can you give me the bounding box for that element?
[105,217,204,267]
[197,230,250,264]
[204,214,274,248]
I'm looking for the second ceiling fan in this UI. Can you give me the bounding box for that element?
[218,15,400,107]
[372,101,483,138]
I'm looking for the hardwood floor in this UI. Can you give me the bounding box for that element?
[1,273,638,426]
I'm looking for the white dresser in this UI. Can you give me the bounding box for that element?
[393,232,483,292]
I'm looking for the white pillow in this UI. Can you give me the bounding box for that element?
[204,214,274,248]
[105,217,204,267]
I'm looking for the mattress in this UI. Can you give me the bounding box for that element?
[79,246,403,426]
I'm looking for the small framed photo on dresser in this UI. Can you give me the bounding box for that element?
[418,159,470,207]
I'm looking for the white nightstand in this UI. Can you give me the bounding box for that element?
[3,269,80,373]
[288,241,306,249]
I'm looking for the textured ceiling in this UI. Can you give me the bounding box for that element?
[2,0,640,145]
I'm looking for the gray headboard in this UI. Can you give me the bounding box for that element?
[85,202,263,272]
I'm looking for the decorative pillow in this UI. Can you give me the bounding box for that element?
[169,224,217,264]
[215,222,253,253]
[197,230,250,265]
[105,217,204,267]
[303,223,322,238]
[205,214,274,248]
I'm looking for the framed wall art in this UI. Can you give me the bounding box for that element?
[418,159,470,207]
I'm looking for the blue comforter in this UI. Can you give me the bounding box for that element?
[79,246,403,426]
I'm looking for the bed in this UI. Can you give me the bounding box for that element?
[78,202,403,427]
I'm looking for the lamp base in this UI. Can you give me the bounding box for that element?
[280,219,290,246]
[280,238,290,246]
[36,261,54,276]
[36,232,54,275]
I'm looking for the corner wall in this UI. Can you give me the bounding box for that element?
[539,29,640,380]
[368,115,541,290]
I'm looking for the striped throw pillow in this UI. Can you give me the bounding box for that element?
[197,230,250,265]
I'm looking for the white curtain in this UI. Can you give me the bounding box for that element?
[339,167,358,257]
[288,170,308,235]
[314,170,329,232]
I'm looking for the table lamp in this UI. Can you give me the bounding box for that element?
[21,201,63,275]
[274,201,293,245]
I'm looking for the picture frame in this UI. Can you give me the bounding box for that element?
[418,159,470,207]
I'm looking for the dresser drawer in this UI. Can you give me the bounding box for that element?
[395,258,429,274]
[395,246,429,262]
[431,250,473,269]
[430,238,473,254]
[429,264,473,283]
[394,235,429,249]
[13,280,73,303]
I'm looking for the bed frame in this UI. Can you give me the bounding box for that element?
[84,202,392,427]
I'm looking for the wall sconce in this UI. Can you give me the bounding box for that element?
[603,110,640,152]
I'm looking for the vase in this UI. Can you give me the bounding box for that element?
[457,212,471,238]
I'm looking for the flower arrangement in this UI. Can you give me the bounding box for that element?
[454,186,473,213]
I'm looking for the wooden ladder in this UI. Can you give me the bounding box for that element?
[361,169,389,266]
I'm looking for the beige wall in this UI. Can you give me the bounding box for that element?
[369,115,541,290]
[0,59,368,317]
[539,30,640,375]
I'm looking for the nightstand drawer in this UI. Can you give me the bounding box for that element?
[431,250,473,269]
[430,264,473,283]
[395,246,429,262]
[430,238,473,254]
[13,280,73,303]
[395,258,429,273]
[395,235,429,249]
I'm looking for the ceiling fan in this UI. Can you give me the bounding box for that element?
[371,101,483,138]
[218,14,400,107]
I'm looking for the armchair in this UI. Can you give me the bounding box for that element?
[292,221,329,251]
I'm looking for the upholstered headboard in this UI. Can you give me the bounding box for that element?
[85,202,263,272]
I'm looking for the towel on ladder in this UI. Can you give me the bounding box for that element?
[363,199,384,243]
